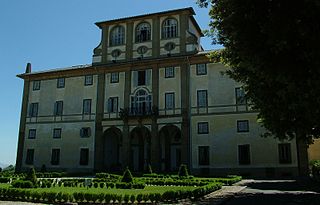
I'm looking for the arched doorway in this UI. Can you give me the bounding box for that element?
[103,127,122,171]
[159,125,182,171]
[130,126,151,172]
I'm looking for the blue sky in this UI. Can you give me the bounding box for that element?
[0,0,218,166]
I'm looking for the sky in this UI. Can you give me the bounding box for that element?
[0,0,219,166]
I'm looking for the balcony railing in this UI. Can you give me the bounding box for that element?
[26,113,95,123]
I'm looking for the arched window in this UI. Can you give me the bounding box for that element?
[136,22,151,43]
[110,26,125,46]
[162,18,178,39]
[131,89,152,115]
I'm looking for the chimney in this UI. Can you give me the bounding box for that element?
[25,63,31,73]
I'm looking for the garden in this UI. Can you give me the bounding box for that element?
[0,164,242,204]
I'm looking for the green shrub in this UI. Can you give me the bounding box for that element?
[99,182,104,188]
[121,167,133,183]
[147,164,153,174]
[130,194,136,203]
[136,193,143,202]
[93,183,98,188]
[11,180,34,188]
[40,164,47,173]
[310,160,320,178]
[25,168,37,185]
[104,193,112,204]
[0,177,10,183]
[178,164,189,178]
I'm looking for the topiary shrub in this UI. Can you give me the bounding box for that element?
[147,164,153,174]
[40,164,47,173]
[178,164,189,178]
[130,194,136,203]
[121,167,133,183]
[93,183,98,188]
[25,167,37,185]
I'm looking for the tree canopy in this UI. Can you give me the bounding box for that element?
[197,0,320,143]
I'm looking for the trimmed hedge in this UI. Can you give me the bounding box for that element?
[0,182,222,204]
[310,160,320,179]
[0,177,10,183]
[11,180,34,188]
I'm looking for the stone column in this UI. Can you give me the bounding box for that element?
[152,17,160,58]
[179,13,188,54]
[101,25,109,64]
[126,22,134,60]
[151,65,160,171]
[15,78,30,172]
[121,70,132,168]
[94,73,106,172]
[180,61,191,168]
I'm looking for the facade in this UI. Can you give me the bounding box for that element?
[16,7,308,177]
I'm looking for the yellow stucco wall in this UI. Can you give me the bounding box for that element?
[24,122,95,170]
[158,66,181,115]
[308,139,320,160]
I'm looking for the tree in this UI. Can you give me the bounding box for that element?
[197,0,320,175]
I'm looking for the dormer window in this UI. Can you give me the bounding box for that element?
[162,18,178,39]
[136,22,151,43]
[110,26,125,46]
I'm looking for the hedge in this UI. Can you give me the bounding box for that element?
[11,180,34,188]
[0,178,11,183]
[0,182,223,204]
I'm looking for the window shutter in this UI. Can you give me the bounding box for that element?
[28,104,32,117]
[107,98,112,112]
[133,71,138,87]
[88,128,92,137]
[53,102,57,115]
[80,128,84,137]
[145,69,151,86]
[114,97,118,112]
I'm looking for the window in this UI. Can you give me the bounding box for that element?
[80,127,91,138]
[162,18,178,39]
[165,67,175,78]
[53,128,62,139]
[278,143,292,164]
[237,120,249,132]
[196,64,207,75]
[57,78,65,88]
[165,92,175,110]
[28,129,36,139]
[197,90,208,107]
[83,99,92,115]
[131,89,152,115]
[25,149,34,165]
[138,71,146,86]
[110,26,125,46]
[51,149,60,165]
[85,75,93,86]
[107,97,118,113]
[136,22,151,42]
[54,101,63,116]
[198,122,209,134]
[80,148,89,165]
[198,146,209,165]
[29,103,38,117]
[235,87,246,104]
[238,144,250,165]
[33,81,40,91]
[110,73,119,83]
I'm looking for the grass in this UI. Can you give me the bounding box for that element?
[0,183,197,196]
